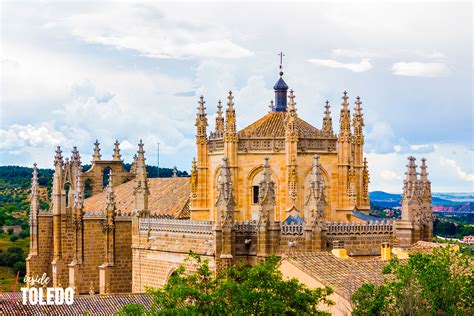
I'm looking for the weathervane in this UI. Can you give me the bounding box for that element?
[278,51,285,76]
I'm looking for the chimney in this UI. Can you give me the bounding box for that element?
[331,240,349,259]
[381,242,391,261]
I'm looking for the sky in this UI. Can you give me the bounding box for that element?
[0,1,472,193]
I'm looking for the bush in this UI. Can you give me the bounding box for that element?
[7,227,14,235]
[9,235,19,242]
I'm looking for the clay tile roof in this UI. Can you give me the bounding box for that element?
[407,240,446,253]
[286,252,387,299]
[1,292,153,315]
[83,178,190,218]
[238,112,322,138]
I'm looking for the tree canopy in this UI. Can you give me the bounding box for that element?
[120,252,333,315]
[352,247,473,315]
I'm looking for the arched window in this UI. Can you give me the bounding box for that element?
[64,183,71,208]
[84,179,93,198]
[103,167,112,188]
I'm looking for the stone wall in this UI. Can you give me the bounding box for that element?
[111,219,132,293]
[26,214,53,278]
[132,218,215,292]
[325,221,396,256]
[79,218,106,293]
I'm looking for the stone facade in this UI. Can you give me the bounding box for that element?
[27,68,433,293]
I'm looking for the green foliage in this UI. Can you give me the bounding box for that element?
[7,228,13,235]
[352,247,473,315]
[0,245,27,276]
[121,252,333,315]
[9,235,18,242]
[434,218,474,239]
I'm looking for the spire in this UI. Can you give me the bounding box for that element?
[272,53,289,112]
[307,155,324,201]
[226,90,235,112]
[338,91,352,142]
[54,146,63,166]
[216,157,235,226]
[268,100,274,113]
[195,95,208,139]
[305,155,326,229]
[30,163,39,216]
[403,156,418,198]
[258,157,276,228]
[71,146,81,167]
[92,140,101,162]
[224,91,237,140]
[287,89,297,113]
[130,154,138,175]
[362,158,370,203]
[215,100,224,134]
[420,158,429,183]
[112,140,122,161]
[136,140,147,179]
[73,165,84,209]
[353,96,364,144]
[190,158,198,194]
[285,90,298,142]
[105,170,115,211]
[133,140,149,217]
[322,100,334,134]
[172,166,178,178]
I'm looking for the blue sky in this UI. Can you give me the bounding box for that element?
[0,1,472,193]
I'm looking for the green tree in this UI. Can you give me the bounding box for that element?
[119,252,333,315]
[352,247,473,315]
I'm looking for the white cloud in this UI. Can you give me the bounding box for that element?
[380,170,402,180]
[120,140,135,151]
[62,4,252,59]
[308,58,372,72]
[0,124,67,149]
[394,143,435,154]
[440,157,474,182]
[391,62,449,77]
[365,121,396,153]
[332,49,382,59]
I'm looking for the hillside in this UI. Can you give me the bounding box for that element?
[369,191,473,211]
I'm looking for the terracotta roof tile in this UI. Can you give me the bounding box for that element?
[83,178,190,218]
[238,112,322,138]
[286,252,387,299]
[1,292,153,315]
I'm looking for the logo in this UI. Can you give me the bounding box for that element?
[20,273,74,306]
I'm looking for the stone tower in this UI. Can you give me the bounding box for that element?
[397,156,433,246]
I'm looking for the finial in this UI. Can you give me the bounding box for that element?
[278,51,285,76]
[32,162,38,182]
[269,100,274,112]
[227,91,234,111]
[105,170,115,210]
[420,158,428,182]
[354,96,362,115]
[217,100,223,113]
[172,166,178,178]
[92,140,101,162]
[113,140,122,161]
[54,146,63,166]
[287,89,296,112]
[198,95,206,115]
